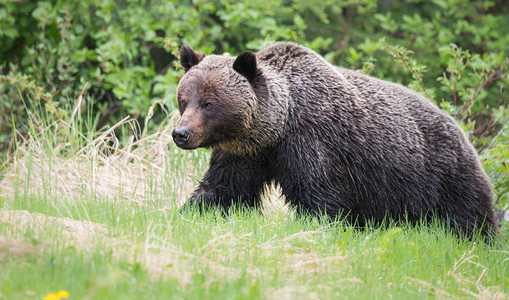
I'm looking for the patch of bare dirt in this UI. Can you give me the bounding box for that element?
[0,236,39,261]
[0,210,108,248]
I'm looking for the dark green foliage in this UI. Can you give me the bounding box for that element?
[0,0,508,208]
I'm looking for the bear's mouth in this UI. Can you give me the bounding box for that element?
[173,137,201,150]
[174,142,198,150]
[172,130,215,150]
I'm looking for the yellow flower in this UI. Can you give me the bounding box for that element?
[57,290,70,298]
[43,293,60,300]
[43,290,70,300]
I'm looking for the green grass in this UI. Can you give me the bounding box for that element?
[0,102,508,299]
[1,191,508,299]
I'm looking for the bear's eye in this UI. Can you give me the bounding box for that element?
[179,99,188,109]
[203,102,212,109]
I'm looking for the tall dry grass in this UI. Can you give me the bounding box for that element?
[0,95,201,206]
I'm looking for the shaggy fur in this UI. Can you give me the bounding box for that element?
[173,42,496,238]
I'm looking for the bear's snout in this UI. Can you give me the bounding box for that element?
[172,128,191,147]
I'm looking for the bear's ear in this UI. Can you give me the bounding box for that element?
[233,51,257,80]
[180,46,206,72]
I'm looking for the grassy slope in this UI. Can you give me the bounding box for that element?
[0,108,508,299]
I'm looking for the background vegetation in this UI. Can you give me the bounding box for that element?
[1,0,508,298]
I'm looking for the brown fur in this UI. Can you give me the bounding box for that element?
[173,42,496,239]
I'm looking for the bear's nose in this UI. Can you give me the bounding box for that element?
[172,128,191,146]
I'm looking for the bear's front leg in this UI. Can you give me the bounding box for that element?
[181,148,271,213]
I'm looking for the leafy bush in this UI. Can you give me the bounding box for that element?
[1,0,508,207]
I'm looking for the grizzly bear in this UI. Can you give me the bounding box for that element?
[173,42,496,238]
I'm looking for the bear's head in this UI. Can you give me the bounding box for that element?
[173,46,268,154]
